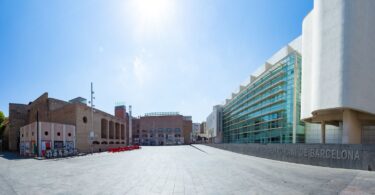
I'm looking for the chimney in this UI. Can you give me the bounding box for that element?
[115,105,126,119]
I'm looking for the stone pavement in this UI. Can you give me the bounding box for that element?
[0,145,374,195]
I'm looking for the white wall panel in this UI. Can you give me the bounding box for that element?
[301,0,375,120]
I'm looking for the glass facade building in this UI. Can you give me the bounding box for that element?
[223,39,305,144]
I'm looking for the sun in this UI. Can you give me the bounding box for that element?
[131,0,174,29]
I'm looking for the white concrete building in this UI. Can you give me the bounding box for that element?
[206,105,223,143]
[301,0,375,144]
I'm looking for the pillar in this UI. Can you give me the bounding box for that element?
[107,120,109,143]
[114,123,116,141]
[73,126,76,149]
[321,121,326,144]
[38,122,42,157]
[119,124,121,142]
[342,109,361,144]
[51,123,55,150]
[63,125,66,147]
[129,105,132,146]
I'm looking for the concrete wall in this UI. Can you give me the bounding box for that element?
[206,105,223,142]
[74,105,127,153]
[131,118,140,144]
[8,93,128,153]
[19,122,76,156]
[206,143,375,171]
[49,103,76,125]
[183,119,192,144]
[301,0,375,119]
[8,104,28,151]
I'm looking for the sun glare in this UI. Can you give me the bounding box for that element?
[131,0,174,29]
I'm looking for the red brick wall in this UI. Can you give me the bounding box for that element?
[115,106,126,119]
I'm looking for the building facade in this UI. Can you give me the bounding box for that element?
[301,0,375,144]
[223,37,305,144]
[19,122,76,156]
[7,93,129,154]
[199,122,208,141]
[206,105,223,143]
[191,123,200,143]
[131,112,192,146]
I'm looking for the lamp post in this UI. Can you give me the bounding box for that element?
[89,82,95,154]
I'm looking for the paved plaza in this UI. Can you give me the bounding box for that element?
[0,145,375,195]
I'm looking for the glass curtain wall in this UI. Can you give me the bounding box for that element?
[223,52,305,143]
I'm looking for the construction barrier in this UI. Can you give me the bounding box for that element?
[107,145,141,153]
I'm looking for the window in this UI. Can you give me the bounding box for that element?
[68,133,72,137]
[44,131,48,136]
[83,116,87,123]
[101,119,108,139]
[57,132,61,136]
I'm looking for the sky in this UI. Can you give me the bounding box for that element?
[0,0,313,122]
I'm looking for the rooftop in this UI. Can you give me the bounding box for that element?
[224,36,302,105]
[144,112,181,117]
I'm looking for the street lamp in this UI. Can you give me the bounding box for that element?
[88,82,95,154]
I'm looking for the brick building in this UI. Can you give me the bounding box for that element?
[7,93,129,154]
[131,112,192,146]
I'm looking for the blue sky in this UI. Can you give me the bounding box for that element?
[0,0,313,122]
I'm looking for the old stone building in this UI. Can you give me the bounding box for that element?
[7,93,129,154]
[131,112,192,146]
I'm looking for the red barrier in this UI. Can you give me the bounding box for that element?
[107,145,141,153]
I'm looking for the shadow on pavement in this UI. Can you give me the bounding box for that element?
[190,144,208,154]
[0,152,28,160]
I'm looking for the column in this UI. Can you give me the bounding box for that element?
[51,123,55,150]
[107,120,109,144]
[342,109,361,144]
[114,124,116,142]
[63,125,66,147]
[129,105,132,146]
[119,124,122,143]
[38,122,42,157]
[73,126,76,149]
[321,121,326,144]
[148,132,150,145]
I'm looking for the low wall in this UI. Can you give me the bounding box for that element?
[205,143,375,171]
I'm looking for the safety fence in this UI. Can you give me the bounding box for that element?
[107,145,141,153]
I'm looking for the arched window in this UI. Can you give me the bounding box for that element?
[109,121,114,139]
[101,119,108,139]
[115,123,120,139]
